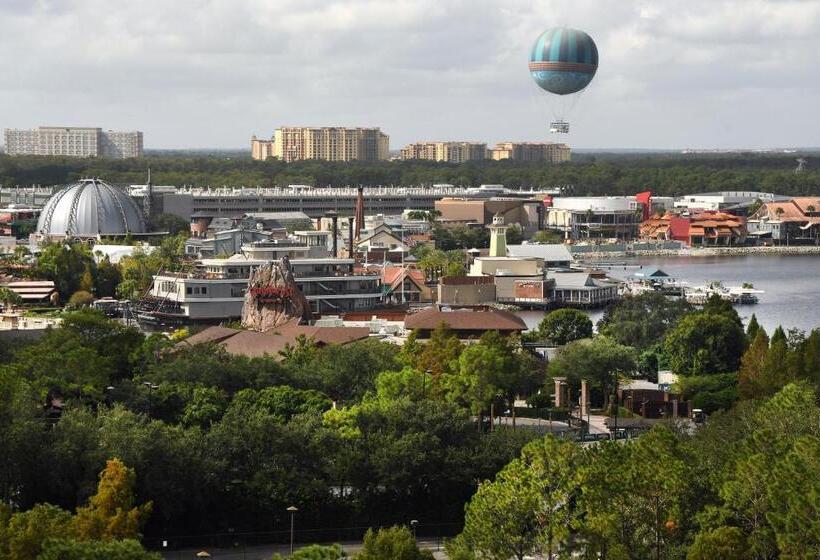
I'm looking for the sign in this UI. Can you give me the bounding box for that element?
[249,286,294,303]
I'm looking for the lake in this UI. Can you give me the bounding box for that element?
[515,254,820,335]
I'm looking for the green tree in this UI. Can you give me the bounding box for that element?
[0,287,23,309]
[531,230,562,244]
[579,427,695,560]
[533,308,592,345]
[764,436,820,558]
[664,313,746,376]
[547,336,636,408]
[745,314,761,341]
[0,504,72,560]
[272,543,347,559]
[150,213,190,235]
[413,323,463,377]
[737,330,769,399]
[460,436,582,560]
[36,539,161,560]
[35,242,95,299]
[461,459,541,560]
[94,256,122,298]
[68,290,95,307]
[227,386,332,423]
[375,367,429,402]
[180,386,228,428]
[79,264,95,293]
[598,292,693,350]
[356,526,433,560]
[687,526,750,560]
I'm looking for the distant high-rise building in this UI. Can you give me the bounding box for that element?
[251,127,389,162]
[399,141,487,163]
[3,127,143,158]
[489,142,570,163]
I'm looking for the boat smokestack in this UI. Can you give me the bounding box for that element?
[348,216,354,259]
[325,210,339,258]
[355,185,365,242]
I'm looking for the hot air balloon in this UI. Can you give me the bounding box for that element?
[528,27,598,134]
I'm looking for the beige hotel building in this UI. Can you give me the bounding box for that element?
[489,142,571,163]
[251,127,389,162]
[399,142,487,163]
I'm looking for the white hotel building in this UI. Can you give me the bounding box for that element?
[4,127,143,158]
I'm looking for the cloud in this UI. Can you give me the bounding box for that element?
[0,0,818,149]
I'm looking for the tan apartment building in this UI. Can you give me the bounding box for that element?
[489,142,570,163]
[400,141,487,163]
[251,127,389,162]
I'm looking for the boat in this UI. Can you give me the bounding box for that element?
[684,282,763,305]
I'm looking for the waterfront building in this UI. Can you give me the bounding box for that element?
[437,276,497,306]
[489,142,571,163]
[543,196,674,241]
[674,191,788,215]
[399,142,487,162]
[506,244,573,267]
[146,254,382,320]
[251,127,389,162]
[4,127,143,158]
[640,211,747,246]
[184,228,274,258]
[747,198,820,244]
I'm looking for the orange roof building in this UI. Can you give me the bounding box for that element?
[381,266,431,304]
[641,211,746,246]
[747,198,820,244]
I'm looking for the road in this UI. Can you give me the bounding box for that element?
[160,538,447,559]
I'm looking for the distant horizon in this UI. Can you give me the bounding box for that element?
[4,142,820,155]
[1,1,818,150]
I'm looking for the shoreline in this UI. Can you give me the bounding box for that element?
[575,245,820,261]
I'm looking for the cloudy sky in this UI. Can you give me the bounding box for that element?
[1,0,818,150]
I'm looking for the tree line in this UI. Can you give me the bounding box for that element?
[2,291,818,558]
[2,153,820,197]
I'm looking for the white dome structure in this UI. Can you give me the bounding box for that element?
[37,178,146,238]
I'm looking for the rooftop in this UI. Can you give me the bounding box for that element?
[182,322,371,359]
[404,306,527,332]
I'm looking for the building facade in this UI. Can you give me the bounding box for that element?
[489,142,571,163]
[251,127,389,162]
[399,142,487,162]
[747,198,820,244]
[641,211,747,246]
[4,127,143,158]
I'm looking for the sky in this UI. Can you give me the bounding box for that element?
[1,0,818,150]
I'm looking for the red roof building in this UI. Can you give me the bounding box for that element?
[641,211,746,246]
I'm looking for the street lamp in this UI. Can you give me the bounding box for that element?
[104,386,115,407]
[410,519,418,542]
[142,382,158,416]
[287,506,298,556]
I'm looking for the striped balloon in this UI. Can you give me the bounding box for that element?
[529,27,598,95]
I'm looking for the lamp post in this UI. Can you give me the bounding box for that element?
[287,506,298,556]
[142,382,158,416]
[410,519,418,542]
[104,386,115,407]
